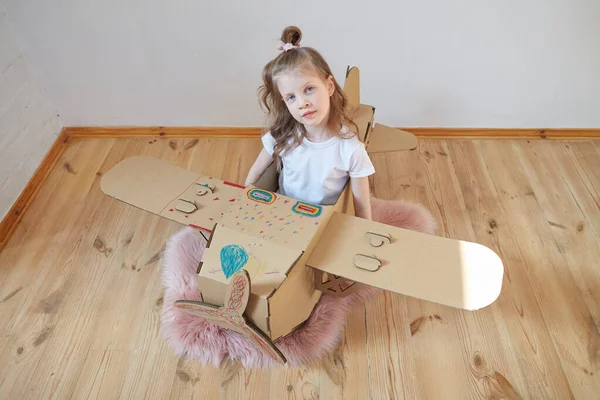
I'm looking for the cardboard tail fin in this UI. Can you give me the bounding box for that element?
[341,66,416,152]
[344,66,360,114]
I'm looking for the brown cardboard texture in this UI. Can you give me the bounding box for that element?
[100,66,504,362]
[175,269,287,364]
[100,155,245,232]
[306,212,504,310]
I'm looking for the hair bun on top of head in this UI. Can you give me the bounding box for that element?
[277,26,302,52]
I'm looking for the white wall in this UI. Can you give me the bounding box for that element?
[0,4,63,220]
[2,0,600,128]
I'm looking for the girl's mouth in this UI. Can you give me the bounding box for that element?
[302,111,316,118]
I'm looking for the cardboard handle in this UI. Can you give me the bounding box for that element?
[354,254,382,272]
[195,183,215,196]
[365,231,391,247]
[175,199,198,214]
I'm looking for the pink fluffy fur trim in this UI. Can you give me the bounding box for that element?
[160,197,436,367]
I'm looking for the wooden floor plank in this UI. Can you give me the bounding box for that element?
[568,141,600,197]
[107,139,202,400]
[421,141,506,400]
[167,357,221,399]
[447,139,573,398]
[480,140,598,398]
[365,144,460,399]
[332,305,371,398]
[559,141,600,237]
[510,140,600,394]
[0,139,119,399]
[0,139,85,324]
[17,138,142,399]
[1,136,599,398]
[516,141,600,323]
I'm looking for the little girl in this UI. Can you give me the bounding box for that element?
[245,26,375,220]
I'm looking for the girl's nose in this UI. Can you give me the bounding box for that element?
[299,97,310,108]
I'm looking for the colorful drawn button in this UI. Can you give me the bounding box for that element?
[292,201,322,217]
[247,189,276,204]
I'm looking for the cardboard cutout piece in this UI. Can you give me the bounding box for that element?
[199,223,302,298]
[306,212,504,310]
[314,270,363,296]
[100,156,245,232]
[342,66,417,151]
[100,65,504,365]
[344,66,360,114]
[175,269,287,364]
[368,123,418,152]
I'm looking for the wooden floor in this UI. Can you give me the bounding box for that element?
[1,136,599,399]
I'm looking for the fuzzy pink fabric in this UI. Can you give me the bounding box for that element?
[160,197,436,368]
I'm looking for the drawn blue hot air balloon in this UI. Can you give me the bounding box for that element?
[220,244,249,279]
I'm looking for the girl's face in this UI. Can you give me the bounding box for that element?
[276,69,335,129]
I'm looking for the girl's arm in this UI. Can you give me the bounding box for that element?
[245,148,274,186]
[351,176,372,220]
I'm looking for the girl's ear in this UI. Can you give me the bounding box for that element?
[327,75,335,97]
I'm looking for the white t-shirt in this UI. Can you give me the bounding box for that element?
[261,126,375,205]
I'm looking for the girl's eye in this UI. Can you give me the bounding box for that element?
[306,87,314,93]
[286,95,295,102]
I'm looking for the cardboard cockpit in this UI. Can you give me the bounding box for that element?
[100,67,504,364]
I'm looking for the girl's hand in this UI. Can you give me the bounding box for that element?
[350,176,372,220]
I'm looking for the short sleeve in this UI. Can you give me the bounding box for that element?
[348,142,375,178]
[261,132,275,155]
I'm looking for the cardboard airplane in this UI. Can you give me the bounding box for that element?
[100,67,504,365]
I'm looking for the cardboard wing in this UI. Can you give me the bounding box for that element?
[306,212,504,311]
[367,123,418,152]
[100,155,245,232]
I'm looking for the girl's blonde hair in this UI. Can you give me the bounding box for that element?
[258,26,359,169]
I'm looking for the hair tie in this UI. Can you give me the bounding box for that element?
[277,42,298,52]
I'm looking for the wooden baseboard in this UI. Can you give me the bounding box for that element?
[65,126,600,140]
[66,126,263,138]
[0,128,72,251]
[406,128,600,139]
